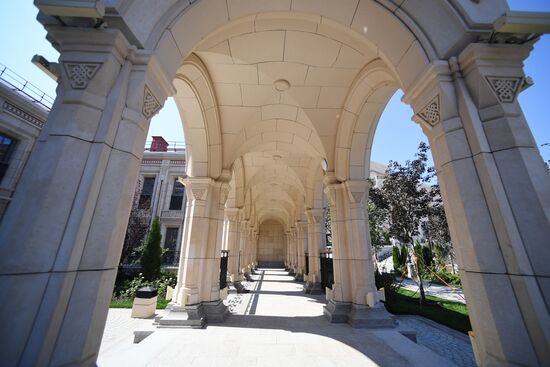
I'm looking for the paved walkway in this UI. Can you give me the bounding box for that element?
[98,269,473,366]
[398,278,466,304]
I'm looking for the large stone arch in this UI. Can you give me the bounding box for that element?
[173,54,222,178]
[2,1,549,366]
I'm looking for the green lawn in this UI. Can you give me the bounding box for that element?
[110,298,170,309]
[384,287,471,334]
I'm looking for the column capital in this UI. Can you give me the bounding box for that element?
[224,207,241,222]
[180,177,214,201]
[306,208,325,224]
[402,61,456,132]
[457,43,531,109]
[344,180,371,204]
[296,220,308,231]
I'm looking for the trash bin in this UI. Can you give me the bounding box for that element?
[131,287,158,318]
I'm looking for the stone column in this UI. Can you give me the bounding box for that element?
[403,43,550,366]
[166,176,230,326]
[238,219,248,274]
[284,230,292,270]
[323,177,394,327]
[305,208,324,293]
[0,27,174,365]
[245,226,254,272]
[289,227,298,275]
[253,229,259,267]
[295,221,308,281]
[225,208,241,282]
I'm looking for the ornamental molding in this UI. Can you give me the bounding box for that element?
[142,159,162,165]
[486,76,522,103]
[2,101,45,128]
[142,85,162,118]
[63,62,102,89]
[416,95,440,127]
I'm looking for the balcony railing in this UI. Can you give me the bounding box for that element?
[0,63,54,110]
[144,140,186,152]
[161,210,185,218]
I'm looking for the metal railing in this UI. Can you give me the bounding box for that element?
[0,63,54,110]
[220,250,229,289]
[144,140,186,152]
[320,250,334,292]
[161,250,181,266]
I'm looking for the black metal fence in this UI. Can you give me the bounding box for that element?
[305,252,309,275]
[220,250,229,289]
[161,250,181,266]
[320,250,334,292]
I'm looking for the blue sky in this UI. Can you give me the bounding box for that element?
[1,1,548,167]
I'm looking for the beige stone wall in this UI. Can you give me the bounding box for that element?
[258,220,284,262]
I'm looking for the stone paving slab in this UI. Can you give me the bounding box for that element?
[98,269,470,367]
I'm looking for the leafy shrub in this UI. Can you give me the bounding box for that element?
[375,270,398,300]
[432,270,462,287]
[113,272,177,301]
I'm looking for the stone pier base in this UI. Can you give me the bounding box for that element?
[157,303,206,328]
[303,281,323,294]
[157,300,229,328]
[324,300,395,328]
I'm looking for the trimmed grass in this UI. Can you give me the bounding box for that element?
[110,298,170,309]
[384,287,471,334]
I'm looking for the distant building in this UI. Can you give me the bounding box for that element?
[0,64,51,219]
[128,136,187,267]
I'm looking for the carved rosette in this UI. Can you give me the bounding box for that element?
[63,62,102,89]
[416,95,440,127]
[142,85,162,118]
[486,76,522,103]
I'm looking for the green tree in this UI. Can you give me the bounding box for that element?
[392,246,401,272]
[380,142,433,304]
[367,185,390,255]
[422,183,456,273]
[120,179,150,265]
[140,216,162,281]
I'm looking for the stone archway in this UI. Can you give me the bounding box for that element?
[0,1,548,366]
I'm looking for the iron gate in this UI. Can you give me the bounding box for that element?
[320,250,333,292]
[220,250,229,289]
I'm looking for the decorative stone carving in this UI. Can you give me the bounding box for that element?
[416,95,440,127]
[142,85,162,118]
[486,76,522,103]
[191,188,207,201]
[63,62,101,89]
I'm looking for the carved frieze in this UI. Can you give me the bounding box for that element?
[142,85,162,118]
[63,62,101,89]
[486,76,522,103]
[2,102,45,128]
[416,95,440,127]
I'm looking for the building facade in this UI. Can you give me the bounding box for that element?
[0,64,51,219]
[128,136,187,267]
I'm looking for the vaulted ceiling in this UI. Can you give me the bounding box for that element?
[175,13,400,229]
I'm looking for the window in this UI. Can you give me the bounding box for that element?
[164,227,179,250]
[0,133,17,184]
[138,177,156,209]
[169,178,185,210]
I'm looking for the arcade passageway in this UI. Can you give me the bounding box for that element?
[98,268,465,367]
